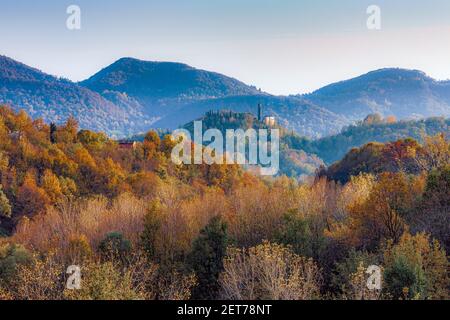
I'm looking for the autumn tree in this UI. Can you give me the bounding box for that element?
[58,176,77,199]
[98,232,132,263]
[127,172,161,198]
[381,138,421,173]
[415,134,450,172]
[56,116,78,144]
[0,185,11,218]
[160,134,176,158]
[156,270,197,300]
[14,110,32,135]
[65,262,141,300]
[72,146,98,195]
[97,158,128,197]
[141,200,164,260]
[327,173,376,248]
[219,242,322,300]
[67,234,93,264]
[410,165,450,252]
[41,169,63,204]
[345,172,417,250]
[385,115,397,124]
[0,151,9,181]
[77,130,108,150]
[382,233,448,300]
[143,131,161,159]
[15,173,50,219]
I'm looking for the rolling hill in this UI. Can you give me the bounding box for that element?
[304,68,450,120]
[0,55,157,136]
[283,116,449,165]
[81,57,348,137]
[1,55,450,139]
[181,110,325,177]
[81,57,262,105]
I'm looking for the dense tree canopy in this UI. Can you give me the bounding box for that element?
[0,105,448,300]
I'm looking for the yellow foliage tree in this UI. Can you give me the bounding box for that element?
[383,232,448,300]
[41,169,63,204]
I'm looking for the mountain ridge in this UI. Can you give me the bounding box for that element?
[1,55,450,137]
[0,55,157,136]
[80,57,264,119]
[304,67,450,120]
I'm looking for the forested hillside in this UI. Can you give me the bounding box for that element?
[284,116,449,164]
[138,111,449,178]
[0,55,349,138]
[305,68,450,120]
[80,57,350,137]
[182,110,324,177]
[4,55,449,140]
[0,106,448,300]
[0,56,156,136]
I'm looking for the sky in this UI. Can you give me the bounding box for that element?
[1,0,450,95]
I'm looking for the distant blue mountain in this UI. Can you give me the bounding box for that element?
[81,57,262,103]
[304,68,450,120]
[1,56,449,138]
[80,57,349,137]
[0,55,157,136]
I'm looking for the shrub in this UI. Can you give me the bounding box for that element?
[65,261,140,300]
[98,232,131,263]
[67,234,93,264]
[4,251,64,300]
[0,243,31,286]
[332,249,379,296]
[219,242,322,300]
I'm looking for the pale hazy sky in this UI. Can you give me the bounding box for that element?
[1,0,450,95]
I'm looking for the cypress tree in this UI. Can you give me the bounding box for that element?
[187,215,229,300]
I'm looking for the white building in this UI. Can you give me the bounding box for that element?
[264,116,276,127]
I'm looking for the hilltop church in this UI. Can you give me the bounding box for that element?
[257,104,276,127]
